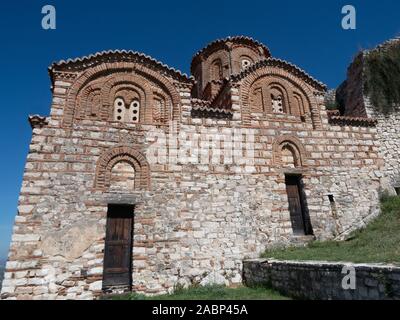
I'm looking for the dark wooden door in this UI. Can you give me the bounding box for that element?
[285,176,306,235]
[102,205,133,289]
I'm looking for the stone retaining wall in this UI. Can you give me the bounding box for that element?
[243,259,400,300]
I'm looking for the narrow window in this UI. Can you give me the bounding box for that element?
[130,100,140,123]
[211,59,223,81]
[241,59,251,70]
[114,98,126,122]
[240,55,253,70]
[271,93,284,113]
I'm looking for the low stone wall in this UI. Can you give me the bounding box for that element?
[243,259,400,300]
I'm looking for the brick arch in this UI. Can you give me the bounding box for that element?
[63,62,181,127]
[292,90,310,115]
[210,58,223,81]
[272,135,308,168]
[232,45,261,61]
[240,66,322,128]
[76,82,103,118]
[94,146,150,191]
[205,50,230,80]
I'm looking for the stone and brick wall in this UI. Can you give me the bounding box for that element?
[365,100,400,193]
[0,37,391,300]
[243,259,400,300]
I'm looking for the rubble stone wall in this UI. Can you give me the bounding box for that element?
[243,259,400,300]
[336,43,400,194]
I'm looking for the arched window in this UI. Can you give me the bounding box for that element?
[250,87,264,112]
[272,136,307,168]
[153,93,167,123]
[241,56,253,70]
[130,99,140,123]
[281,145,297,168]
[114,97,126,121]
[87,89,101,116]
[211,59,223,81]
[110,161,136,192]
[270,87,286,114]
[114,97,140,123]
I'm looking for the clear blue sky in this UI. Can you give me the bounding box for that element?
[0,0,399,260]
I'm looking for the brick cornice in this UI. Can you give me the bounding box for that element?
[49,50,194,84]
[28,115,48,129]
[328,115,378,127]
[230,58,327,92]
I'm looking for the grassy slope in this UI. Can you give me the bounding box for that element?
[262,196,400,264]
[109,285,290,300]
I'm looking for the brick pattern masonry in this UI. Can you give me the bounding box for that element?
[1,36,399,300]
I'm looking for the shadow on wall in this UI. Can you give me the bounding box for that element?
[0,259,5,291]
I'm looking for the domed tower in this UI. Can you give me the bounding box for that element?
[191,36,271,99]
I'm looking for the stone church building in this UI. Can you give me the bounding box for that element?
[1,36,399,299]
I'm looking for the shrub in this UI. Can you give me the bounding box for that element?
[364,41,400,114]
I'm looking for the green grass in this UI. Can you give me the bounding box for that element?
[262,195,400,264]
[106,285,290,300]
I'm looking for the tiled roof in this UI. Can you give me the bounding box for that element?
[191,98,233,119]
[191,36,271,74]
[328,115,377,127]
[49,50,194,83]
[191,98,211,108]
[29,115,48,129]
[326,109,377,126]
[230,58,327,91]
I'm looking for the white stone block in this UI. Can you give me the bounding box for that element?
[18,205,35,214]
[87,267,103,275]
[200,272,228,286]
[1,287,15,294]
[12,234,41,242]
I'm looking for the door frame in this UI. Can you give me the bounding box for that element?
[102,203,134,292]
[284,174,313,236]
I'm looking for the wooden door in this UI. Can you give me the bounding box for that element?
[102,205,133,289]
[285,176,306,235]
